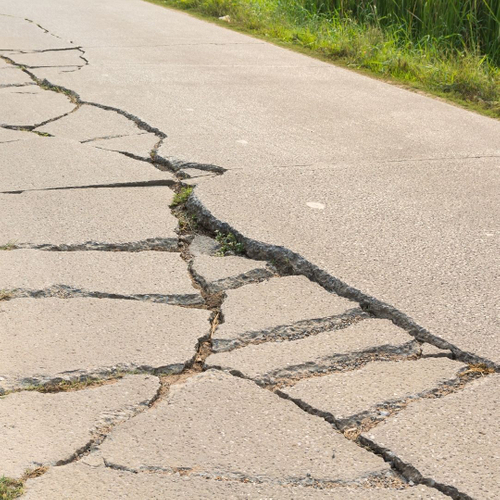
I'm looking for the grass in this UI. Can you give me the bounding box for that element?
[0,477,23,500]
[150,0,500,118]
[170,186,193,207]
[215,230,245,255]
[0,242,17,250]
[0,468,47,500]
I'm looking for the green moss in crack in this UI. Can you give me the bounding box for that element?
[170,186,193,207]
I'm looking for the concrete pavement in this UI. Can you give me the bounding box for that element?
[1,1,498,498]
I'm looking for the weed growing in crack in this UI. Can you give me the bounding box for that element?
[459,363,495,377]
[177,212,198,233]
[170,186,193,207]
[0,468,47,500]
[0,290,13,301]
[215,231,244,256]
[0,476,23,499]
[0,241,17,250]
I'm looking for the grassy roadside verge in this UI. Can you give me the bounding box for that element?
[147,0,500,119]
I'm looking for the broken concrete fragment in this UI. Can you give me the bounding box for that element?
[362,375,500,499]
[284,358,464,427]
[0,67,34,86]
[213,275,359,351]
[37,103,154,143]
[23,462,448,499]
[5,49,85,68]
[0,250,200,300]
[0,187,178,247]
[0,85,74,128]
[0,299,210,389]
[0,375,159,478]
[191,254,273,292]
[206,319,417,384]
[189,234,221,256]
[91,132,159,158]
[99,370,390,484]
[0,137,174,192]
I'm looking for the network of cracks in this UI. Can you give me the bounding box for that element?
[0,13,498,500]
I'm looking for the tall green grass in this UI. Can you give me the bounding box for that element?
[311,0,500,65]
[156,0,500,117]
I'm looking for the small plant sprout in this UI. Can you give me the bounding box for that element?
[170,186,193,207]
[215,231,245,256]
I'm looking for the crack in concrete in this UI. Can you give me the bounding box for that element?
[186,194,500,371]
[189,262,276,293]
[10,238,179,252]
[212,309,369,352]
[211,342,421,388]
[4,285,204,307]
[1,179,176,195]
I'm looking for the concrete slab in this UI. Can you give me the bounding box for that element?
[0,67,34,86]
[99,370,391,483]
[37,104,152,142]
[191,254,272,292]
[91,132,159,158]
[5,48,84,68]
[0,186,178,247]
[23,462,448,499]
[363,375,500,499]
[284,358,463,423]
[213,275,357,352]
[0,85,74,127]
[196,157,500,364]
[206,319,417,384]
[0,375,159,478]
[0,298,210,389]
[189,234,221,256]
[0,136,173,192]
[0,250,198,297]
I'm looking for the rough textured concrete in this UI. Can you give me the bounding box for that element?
[0,375,159,478]
[0,187,178,246]
[213,276,357,351]
[206,319,417,383]
[37,104,153,142]
[0,299,210,389]
[195,158,500,364]
[0,85,74,127]
[191,254,272,292]
[100,370,390,483]
[285,358,463,421]
[23,462,448,500]
[0,250,198,297]
[0,136,174,192]
[364,375,500,499]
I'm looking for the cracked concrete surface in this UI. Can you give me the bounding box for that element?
[0,299,210,389]
[0,375,159,477]
[362,375,500,499]
[0,136,174,192]
[206,319,419,384]
[0,187,179,247]
[1,2,499,498]
[99,370,392,485]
